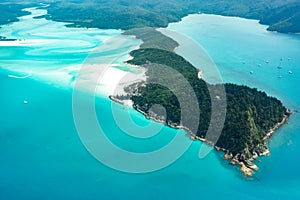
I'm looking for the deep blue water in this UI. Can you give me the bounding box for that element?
[0,9,300,200]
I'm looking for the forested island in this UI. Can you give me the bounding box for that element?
[111,29,291,176]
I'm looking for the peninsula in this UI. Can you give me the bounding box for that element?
[111,29,291,176]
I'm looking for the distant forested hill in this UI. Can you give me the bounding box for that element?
[44,0,300,33]
[260,3,300,33]
[0,0,299,33]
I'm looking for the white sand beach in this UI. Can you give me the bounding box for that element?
[74,63,146,97]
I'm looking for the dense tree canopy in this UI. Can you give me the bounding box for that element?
[127,48,287,158]
[1,0,299,33]
[44,0,300,33]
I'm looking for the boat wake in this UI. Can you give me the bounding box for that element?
[8,74,32,79]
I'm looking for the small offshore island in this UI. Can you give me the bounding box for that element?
[110,28,291,176]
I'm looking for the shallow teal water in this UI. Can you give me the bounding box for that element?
[1,9,300,200]
[0,7,140,90]
[167,14,300,198]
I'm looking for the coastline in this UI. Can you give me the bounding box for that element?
[1,4,300,199]
[158,27,223,84]
[111,92,291,177]
[110,28,292,176]
[1,4,294,178]
[225,112,291,176]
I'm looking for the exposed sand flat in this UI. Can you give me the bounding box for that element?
[74,63,146,96]
[110,67,146,96]
[0,6,141,97]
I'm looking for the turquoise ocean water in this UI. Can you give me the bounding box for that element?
[0,8,300,199]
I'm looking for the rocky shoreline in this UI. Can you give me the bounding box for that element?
[190,110,291,177]
[110,95,291,177]
[109,28,291,177]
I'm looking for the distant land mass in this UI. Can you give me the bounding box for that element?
[45,0,300,33]
[1,0,300,33]
[0,3,31,26]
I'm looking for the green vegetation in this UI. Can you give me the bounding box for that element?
[1,1,299,33]
[219,84,287,155]
[260,3,300,33]
[124,28,178,52]
[126,48,288,159]
[116,28,290,175]
[0,3,31,26]
[45,0,300,33]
